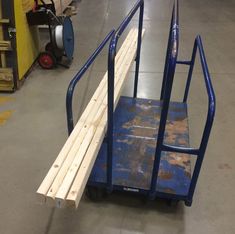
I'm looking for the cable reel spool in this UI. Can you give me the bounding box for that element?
[52,17,74,61]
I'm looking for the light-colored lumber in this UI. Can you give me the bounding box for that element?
[0,68,13,81]
[66,29,145,208]
[66,113,107,208]
[0,73,13,81]
[45,0,73,15]
[0,68,13,74]
[46,104,105,201]
[64,6,78,16]
[0,41,11,46]
[37,27,144,208]
[61,0,74,14]
[37,29,134,202]
[54,107,105,206]
[46,29,136,203]
[37,29,136,201]
[0,40,11,51]
[0,52,6,67]
[0,19,10,24]
[53,30,139,206]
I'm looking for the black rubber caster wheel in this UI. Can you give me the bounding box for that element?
[46,42,63,61]
[166,199,179,207]
[185,200,192,207]
[38,51,56,69]
[86,186,106,202]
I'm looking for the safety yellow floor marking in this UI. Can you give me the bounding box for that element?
[0,96,14,105]
[0,110,13,125]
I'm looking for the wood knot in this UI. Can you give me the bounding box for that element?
[71,191,77,196]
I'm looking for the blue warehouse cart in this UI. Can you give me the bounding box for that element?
[66,0,216,206]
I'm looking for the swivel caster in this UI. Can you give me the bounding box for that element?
[38,51,56,69]
[86,186,106,202]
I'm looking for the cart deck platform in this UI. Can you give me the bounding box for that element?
[89,96,191,197]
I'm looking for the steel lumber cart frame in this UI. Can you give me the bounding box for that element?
[66,0,216,206]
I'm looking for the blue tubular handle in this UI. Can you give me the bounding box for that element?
[159,35,216,205]
[115,0,144,39]
[107,0,144,190]
[160,0,179,100]
[187,35,216,203]
[197,35,216,119]
[66,29,115,135]
[162,35,216,156]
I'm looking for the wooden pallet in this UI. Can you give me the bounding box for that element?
[64,5,77,16]
[37,28,145,209]
[0,68,13,81]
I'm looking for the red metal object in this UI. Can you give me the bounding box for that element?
[38,52,55,69]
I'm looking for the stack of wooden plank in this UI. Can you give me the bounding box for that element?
[0,68,13,82]
[45,0,73,15]
[0,40,11,51]
[37,28,145,209]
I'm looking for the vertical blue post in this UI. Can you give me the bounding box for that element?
[133,2,144,98]
[150,0,179,198]
[160,11,174,100]
[183,39,197,102]
[149,56,177,199]
[107,37,116,192]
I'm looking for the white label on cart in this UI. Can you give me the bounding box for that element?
[123,187,139,192]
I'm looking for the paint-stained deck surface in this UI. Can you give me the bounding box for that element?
[89,96,191,196]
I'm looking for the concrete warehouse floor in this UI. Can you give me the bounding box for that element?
[0,0,235,233]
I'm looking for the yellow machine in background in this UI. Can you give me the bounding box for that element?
[0,0,39,91]
[15,0,39,84]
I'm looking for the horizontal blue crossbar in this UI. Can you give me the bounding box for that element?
[176,60,191,65]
